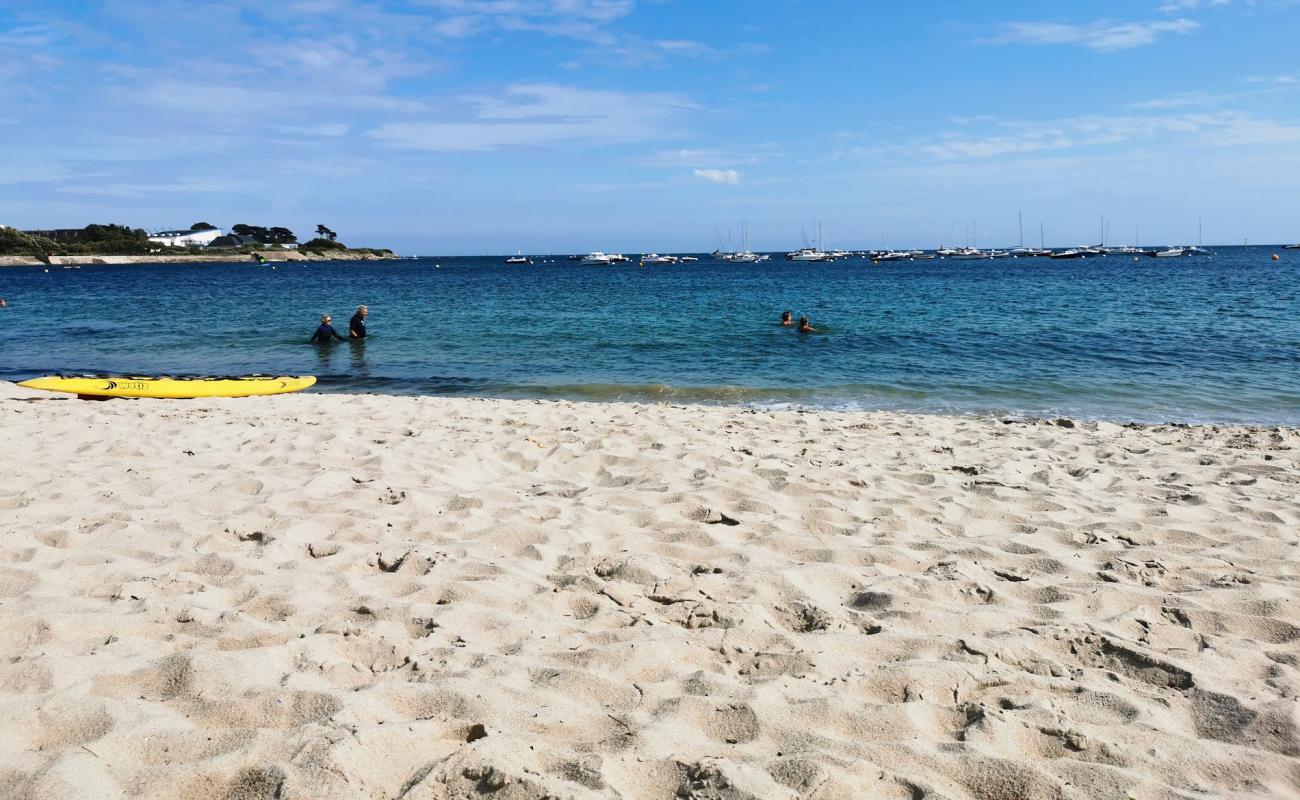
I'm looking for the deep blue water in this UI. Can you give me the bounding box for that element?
[2,249,1298,424]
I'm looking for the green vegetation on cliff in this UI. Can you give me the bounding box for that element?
[0,224,153,258]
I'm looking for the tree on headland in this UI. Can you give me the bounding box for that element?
[190,222,217,231]
[231,223,298,244]
[316,224,338,241]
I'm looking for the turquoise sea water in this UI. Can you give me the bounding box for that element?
[2,249,1298,424]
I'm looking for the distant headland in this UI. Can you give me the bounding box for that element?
[0,222,397,266]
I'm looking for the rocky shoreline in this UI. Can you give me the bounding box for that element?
[0,249,399,267]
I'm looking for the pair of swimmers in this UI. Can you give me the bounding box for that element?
[311,305,368,342]
[779,310,816,333]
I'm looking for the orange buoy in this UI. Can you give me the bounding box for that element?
[1273,254,1281,261]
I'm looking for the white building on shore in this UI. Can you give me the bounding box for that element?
[148,228,224,247]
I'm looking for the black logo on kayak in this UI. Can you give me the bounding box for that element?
[101,380,149,391]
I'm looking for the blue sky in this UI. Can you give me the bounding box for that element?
[2,0,1299,254]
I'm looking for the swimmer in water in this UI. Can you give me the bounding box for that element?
[349,305,368,339]
[798,316,816,333]
[779,310,793,326]
[310,314,346,343]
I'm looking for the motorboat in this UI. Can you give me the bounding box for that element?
[679,256,698,262]
[504,251,531,264]
[606,253,631,263]
[949,247,988,260]
[871,250,912,262]
[786,247,832,261]
[1150,247,1185,258]
[580,252,614,265]
[640,253,678,264]
[1050,249,1085,260]
[1283,244,1300,250]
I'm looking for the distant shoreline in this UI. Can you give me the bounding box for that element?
[0,249,399,267]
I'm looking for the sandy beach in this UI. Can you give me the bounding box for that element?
[2,381,1298,799]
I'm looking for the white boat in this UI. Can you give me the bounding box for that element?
[607,253,631,263]
[949,247,988,260]
[640,253,678,264]
[504,251,531,264]
[731,222,760,262]
[1050,249,1085,260]
[871,250,911,262]
[1151,247,1185,258]
[581,251,614,265]
[679,256,698,262]
[1283,244,1300,250]
[786,247,831,261]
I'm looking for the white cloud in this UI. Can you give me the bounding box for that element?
[1159,0,1229,12]
[1130,91,1224,109]
[272,123,350,137]
[918,111,1300,160]
[415,0,636,42]
[982,19,1200,51]
[1245,73,1299,84]
[368,83,693,151]
[693,168,740,185]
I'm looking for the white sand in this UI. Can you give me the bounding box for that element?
[1,382,1298,799]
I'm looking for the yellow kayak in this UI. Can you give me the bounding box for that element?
[17,375,317,399]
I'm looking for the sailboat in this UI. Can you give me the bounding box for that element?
[732,222,760,262]
[504,250,532,264]
[1184,217,1211,255]
[1009,213,1051,257]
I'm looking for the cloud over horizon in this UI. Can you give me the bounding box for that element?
[693,168,741,185]
[982,18,1200,51]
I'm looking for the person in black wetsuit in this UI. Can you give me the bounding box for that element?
[349,305,368,339]
[311,314,345,343]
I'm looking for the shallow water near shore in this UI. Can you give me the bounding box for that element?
[2,248,1298,424]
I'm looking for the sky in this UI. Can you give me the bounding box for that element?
[2,0,1299,254]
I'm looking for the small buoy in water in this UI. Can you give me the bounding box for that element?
[1273,254,1280,261]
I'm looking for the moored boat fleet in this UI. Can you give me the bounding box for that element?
[503,244,1222,265]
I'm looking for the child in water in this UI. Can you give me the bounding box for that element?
[779,310,793,326]
[798,316,816,333]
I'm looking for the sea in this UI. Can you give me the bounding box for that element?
[2,248,1298,425]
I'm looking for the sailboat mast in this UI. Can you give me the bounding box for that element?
[1040,222,1045,250]
[1019,211,1024,248]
